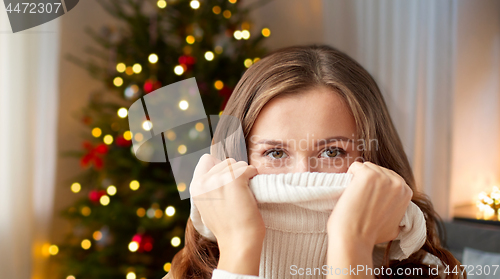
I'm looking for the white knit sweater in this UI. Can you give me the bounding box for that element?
[166,172,437,279]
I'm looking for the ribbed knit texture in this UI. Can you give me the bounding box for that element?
[189,172,427,279]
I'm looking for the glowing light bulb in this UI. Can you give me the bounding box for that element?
[165,206,175,216]
[48,245,59,255]
[113,77,123,87]
[148,53,158,64]
[214,80,223,90]
[157,0,167,8]
[103,135,113,145]
[262,28,271,37]
[233,30,242,40]
[107,185,117,196]
[205,51,214,61]
[171,236,181,247]
[71,182,81,193]
[179,100,189,110]
[177,144,187,154]
[81,239,91,250]
[190,0,200,9]
[130,180,140,191]
[117,107,128,118]
[100,195,110,206]
[116,63,126,73]
[132,63,142,74]
[174,65,184,75]
[128,241,139,252]
[142,120,153,131]
[92,127,102,137]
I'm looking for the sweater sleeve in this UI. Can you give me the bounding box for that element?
[212,269,262,279]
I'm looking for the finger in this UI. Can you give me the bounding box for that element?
[192,154,217,180]
[347,161,364,174]
[206,157,238,176]
[361,161,386,176]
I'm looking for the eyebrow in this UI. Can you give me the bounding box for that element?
[254,136,354,148]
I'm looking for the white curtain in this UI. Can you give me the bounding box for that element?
[0,8,60,279]
[323,0,456,218]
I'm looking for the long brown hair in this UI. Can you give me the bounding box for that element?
[170,44,464,279]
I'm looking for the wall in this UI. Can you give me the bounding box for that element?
[450,0,500,208]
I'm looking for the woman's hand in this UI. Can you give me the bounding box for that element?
[326,161,413,278]
[190,154,264,275]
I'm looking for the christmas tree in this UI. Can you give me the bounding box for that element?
[54,0,271,278]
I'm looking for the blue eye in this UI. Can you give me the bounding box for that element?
[264,149,287,159]
[321,148,345,158]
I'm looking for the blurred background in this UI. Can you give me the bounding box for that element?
[1,0,500,278]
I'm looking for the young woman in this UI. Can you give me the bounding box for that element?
[166,45,464,279]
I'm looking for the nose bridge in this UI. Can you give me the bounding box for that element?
[294,156,313,173]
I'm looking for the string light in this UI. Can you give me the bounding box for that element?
[253,57,260,63]
[177,145,187,155]
[142,120,153,131]
[228,0,237,3]
[49,245,59,256]
[107,185,117,196]
[126,272,136,279]
[148,53,158,64]
[66,276,75,279]
[241,21,250,30]
[164,262,172,272]
[128,241,139,252]
[71,182,81,193]
[155,209,163,218]
[100,195,110,206]
[177,182,186,192]
[113,77,124,87]
[165,206,175,216]
[204,51,214,61]
[171,236,181,247]
[262,27,271,37]
[241,30,250,39]
[125,66,134,75]
[178,100,189,110]
[81,239,91,250]
[134,132,143,142]
[233,30,242,40]
[157,0,167,9]
[130,180,140,191]
[186,35,195,44]
[244,58,253,68]
[123,131,132,140]
[166,131,176,141]
[190,0,200,9]
[174,65,184,75]
[219,110,224,116]
[137,208,146,217]
[132,63,142,74]
[93,231,102,241]
[195,122,204,132]
[116,63,126,73]
[81,206,91,216]
[223,10,231,18]
[147,208,156,218]
[212,6,221,14]
[215,45,223,54]
[103,135,114,145]
[92,127,102,137]
[117,107,128,118]
[214,80,223,90]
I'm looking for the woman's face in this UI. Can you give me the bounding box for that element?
[247,86,362,174]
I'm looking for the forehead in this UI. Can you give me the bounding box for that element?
[249,86,356,140]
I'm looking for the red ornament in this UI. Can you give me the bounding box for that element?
[131,233,154,253]
[88,190,106,203]
[80,141,108,170]
[116,135,132,147]
[143,79,162,94]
